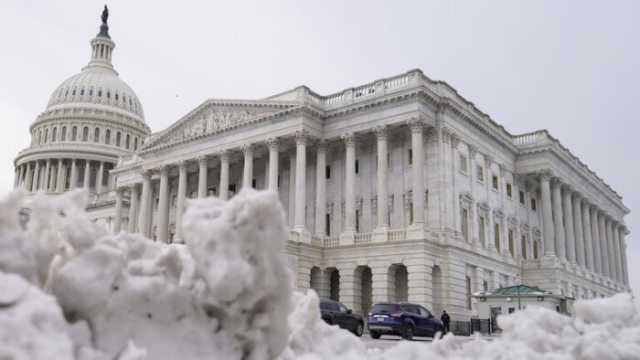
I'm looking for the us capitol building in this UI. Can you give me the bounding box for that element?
[13,9,631,320]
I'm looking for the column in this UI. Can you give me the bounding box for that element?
[113,188,123,233]
[175,161,187,242]
[606,219,617,281]
[32,161,41,192]
[375,126,389,231]
[219,151,229,200]
[540,172,555,257]
[267,138,279,191]
[242,144,254,189]
[315,141,327,236]
[138,171,152,237]
[288,153,296,226]
[17,165,25,188]
[43,160,51,192]
[96,161,104,193]
[83,160,91,189]
[56,159,65,193]
[13,166,20,189]
[342,133,356,238]
[197,156,208,198]
[409,119,425,228]
[619,227,629,285]
[551,178,565,259]
[614,224,624,284]
[598,212,609,278]
[157,166,170,243]
[582,202,594,271]
[590,207,602,274]
[572,194,585,267]
[128,184,139,233]
[562,186,576,264]
[24,163,33,191]
[293,132,307,232]
[69,159,78,190]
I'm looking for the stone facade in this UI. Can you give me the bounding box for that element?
[13,12,631,321]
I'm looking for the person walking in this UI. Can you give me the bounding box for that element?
[441,310,451,334]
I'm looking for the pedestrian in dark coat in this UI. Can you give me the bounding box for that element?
[441,310,451,334]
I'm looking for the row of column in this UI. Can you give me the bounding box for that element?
[539,173,628,285]
[123,119,429,244]
[14,159,113,194]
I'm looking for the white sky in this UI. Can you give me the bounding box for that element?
[1,0,638,306]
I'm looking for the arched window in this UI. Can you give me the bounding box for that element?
[94,128,100,142]
[134,137,138,151]
[44,128,49,143]
[105,129,111,144]
[533,240,539,259]
[116,132,121,147]
[125,134,130,149]
[82,127,89,142]
[465,276,472,310]
[61,126,67,141]
[37,130,42,144]
[52,127,57,142]
[72,126,78,141]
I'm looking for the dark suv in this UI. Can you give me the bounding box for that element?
[367,302,443,340]
[319,299,364,337]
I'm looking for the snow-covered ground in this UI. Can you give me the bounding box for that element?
[0,189,639,359]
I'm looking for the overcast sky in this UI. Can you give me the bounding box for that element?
[1,0,638,305]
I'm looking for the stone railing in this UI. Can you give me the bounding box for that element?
[310,234,323,247]
[387,228,407,241]
[354,232,373,244]
[307,70,421,109]
[324,236,340,248]
[513,130,548,147]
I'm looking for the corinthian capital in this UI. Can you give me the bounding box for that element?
[265,137,279,151]
[374,125,388,140]
[241,143,254,155]
[341,132,356,147]
[294,130,311,146]
[537,169,554,181]
[407,117,425,133]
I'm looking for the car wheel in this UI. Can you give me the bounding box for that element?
[353,322,364,337]
[402,325,414,340]
[370,331,381,339]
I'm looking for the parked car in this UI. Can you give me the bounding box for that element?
[319,298,364,337]
[367,302,444,340]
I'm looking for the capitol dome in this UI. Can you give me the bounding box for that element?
[46,66,144,120]
[14,6,151,200]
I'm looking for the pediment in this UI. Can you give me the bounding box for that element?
[143,100,296,149]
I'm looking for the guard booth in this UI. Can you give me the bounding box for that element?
[472,284,575,333]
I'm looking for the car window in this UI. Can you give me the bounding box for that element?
[338,303,348,313]
[418,306,431,317]
[320,302,332,311]
[401,305,418,314]
[371,304,399,314]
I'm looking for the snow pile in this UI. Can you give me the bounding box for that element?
[0,189,291,360]
[1,188,639,360]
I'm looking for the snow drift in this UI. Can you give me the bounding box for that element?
[0,189,638,360]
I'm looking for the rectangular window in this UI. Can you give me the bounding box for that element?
[355,159,359,174]
[251,179,257,188]
[325,165,331,179]
[479,215,486,245]
[325,213,331,236]
[508,229,514,257]
[408,149,413,165]
[492,175,499,190]
[229,184,236,194]
[355,209,360,232]
[494,223,501,251]
[519,191,525,205]
[521,235,527,259]
[531,198,537,211]
[387,152,391,168]
[477,165,484,182]
[459,154,468,174]
[461,208,469,241]
[277,175,281,188]
[409,202,414,224]
[506,183,513,198]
